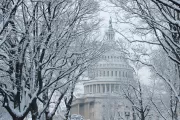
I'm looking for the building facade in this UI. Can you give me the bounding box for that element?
[71,19,135,120]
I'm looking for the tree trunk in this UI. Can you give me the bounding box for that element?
[31,99,38,120]
[141,112,145,120]
[12,116,24,120]
[46,114,53,120]
[46,117,53,120]
[65,85,75,120]
[172,112,178,120]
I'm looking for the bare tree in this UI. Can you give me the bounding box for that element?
[150,48,179,120]
[109,0,180,105]
[0,0,101,120]
[122,78,152,120]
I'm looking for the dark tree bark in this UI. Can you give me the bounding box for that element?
[31,99,38,120]
[12,117,24,120]
[65,86,75,120]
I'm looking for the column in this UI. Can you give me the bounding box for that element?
[112,84,114,92]
[93,85,95,93]
[105,84,107,93]
[109,84,111,92]
[90,85,92,93]
[100,84,102,93]
[84,86,86,94]
[89,85,90,93]
[96,84,97,93]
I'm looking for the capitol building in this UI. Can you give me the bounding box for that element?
[71,19,135,120]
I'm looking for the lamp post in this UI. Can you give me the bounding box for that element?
[125,111,130,120]
[132,106,136,120]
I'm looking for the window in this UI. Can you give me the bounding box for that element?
[102,84,105,93]
[93,85,96,93]
[111,71,113,76]
[115,71,117,76]
[107,84,109,92]
[87,86,89,93]
[111,84,114,92]
[103,71,105,76]
[115,85,119,91]
[107,71,109,76]
[119,71,121,77]
[97,84,100,93]
[90,85,92,93]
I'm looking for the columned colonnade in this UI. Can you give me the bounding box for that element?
[84,83,121,94]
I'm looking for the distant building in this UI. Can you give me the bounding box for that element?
[71,19,135,120]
